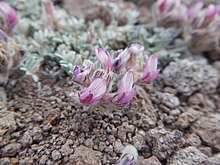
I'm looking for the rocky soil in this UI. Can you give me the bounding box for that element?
[0,56,220,165]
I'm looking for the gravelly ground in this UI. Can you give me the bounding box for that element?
[0,58,220,164]
[1,0,220,164]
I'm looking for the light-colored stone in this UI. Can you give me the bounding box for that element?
[191,114,220,149]
[167,147,209,165]
[69,145,102,165]
[140,156,162,165]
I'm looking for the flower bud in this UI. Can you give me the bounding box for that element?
[95,48,112,71]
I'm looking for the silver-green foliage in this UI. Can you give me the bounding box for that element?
[10,0,181,81]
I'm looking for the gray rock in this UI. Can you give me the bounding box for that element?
[185,133,201,147]
[0,89,7,105]
[140,156,162,165]
[43,109,60,126]
[33,133,43,143]
[176,108,202,129]
[0,157,11,165]
[69,145,102,165]
[98,141,106,152]
[31,127,43,143]
[51,150,61,161]
[84,138,94,148]
[32,113,43,122]
[19,157,31,164]
[39,155,48,165]
[0,111,18,136]
[127,86,158,130]
[191,115,220,149]
[60,144,73,156]
[133,134,146,150]
[1,143,22,157]
[21,131,33,146]
[107,135,116,144]
[153,92,180,109]
[113,139,124,154]
[117,126,127,142]
[163,59,219,96]
[42,123,52,132]
[167,147,210,165]
[199,146,212,157]
[208,153,220,165]
[146,127,185,160]
[187,93,216,112]
[104,145,114,153]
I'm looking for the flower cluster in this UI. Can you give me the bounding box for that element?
[188,2,219,30]
[153,0,187,27]
[71,44,160,106]
[186,1,220,51]
[154,0,220,29]
[0,0,17,34]
[153,0,220,51]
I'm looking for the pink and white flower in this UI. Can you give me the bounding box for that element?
[113,71,136,105]
[155,0,187,23]
[188,1,204,22]
[141,55,160,83]
[95,48,112,71]
[0,1,17,33]
[113,44,145,72]
[79,78,107,104]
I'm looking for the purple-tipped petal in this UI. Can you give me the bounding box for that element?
[79,90,93,103]
[95,48,112,71]
[73,66,82,81]
[79,78,107,104]
[159,0,168,12]
[157,0,174,12]
[141,55,160,83]
[141,69,160,83]
[114,71,136,105]
[205,4,219,21]
[115,87,136,105]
